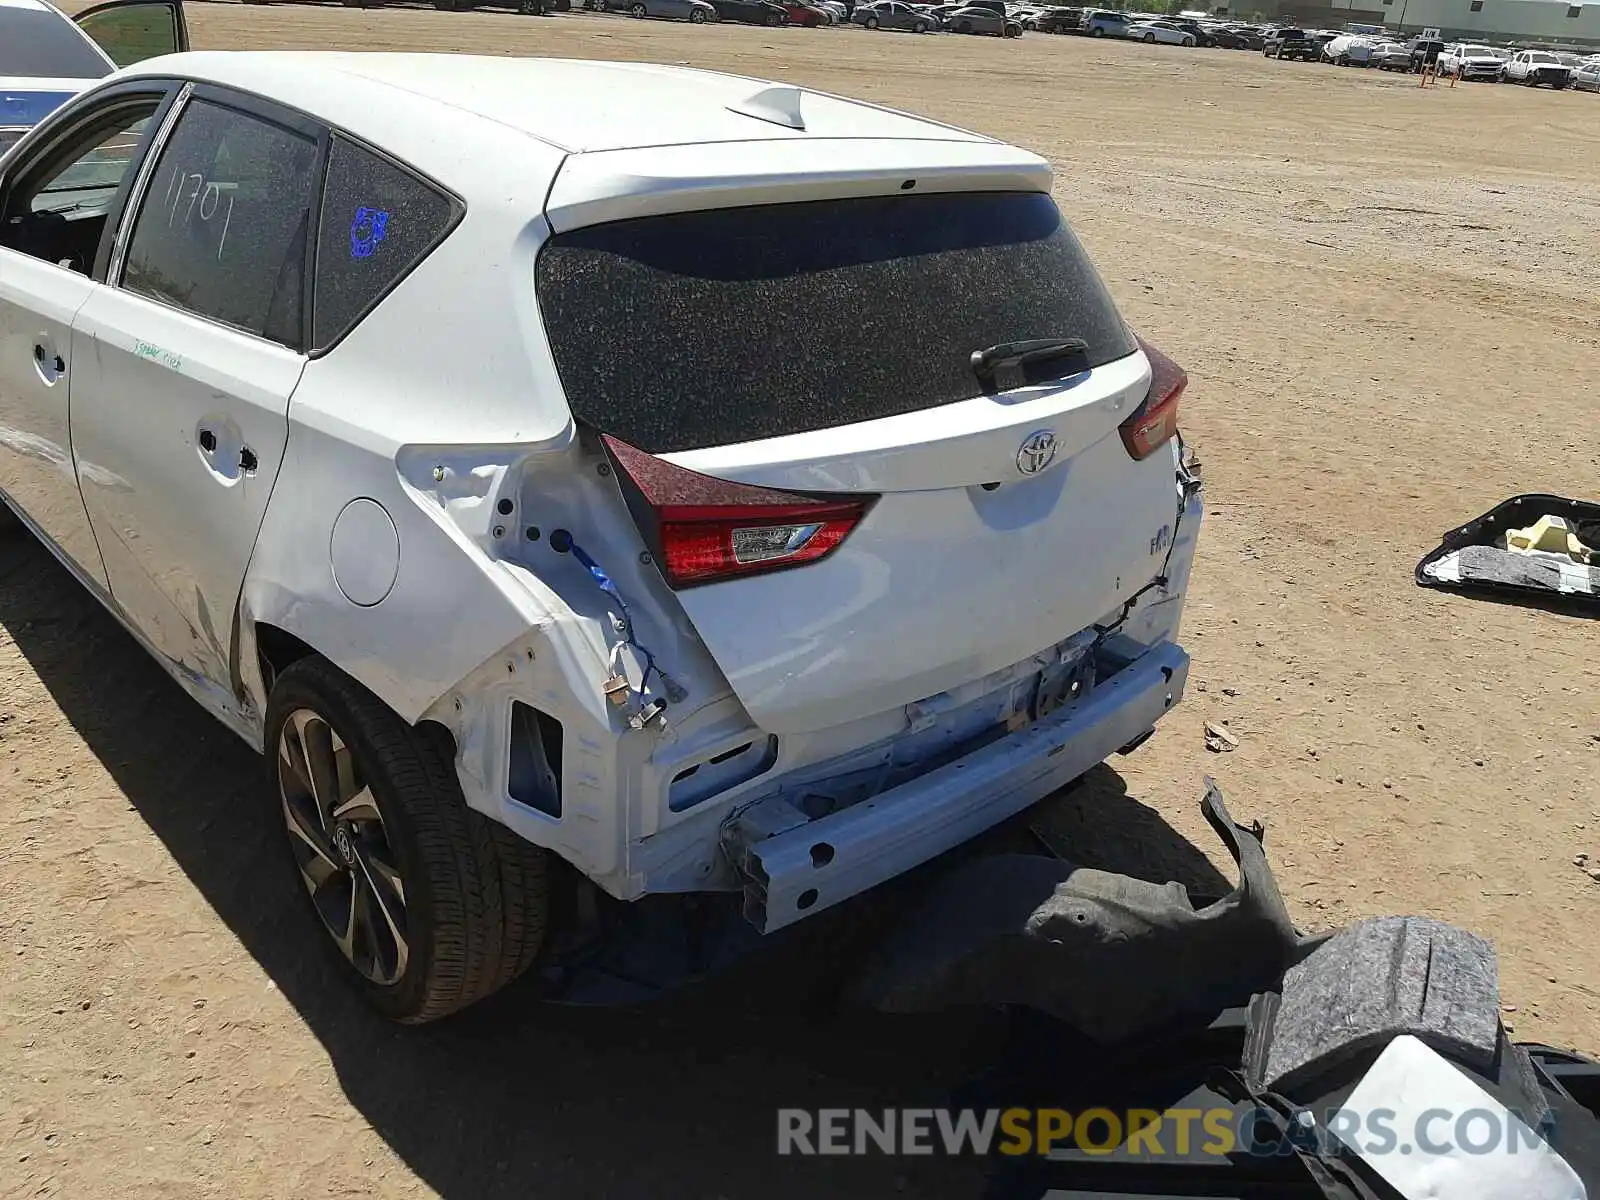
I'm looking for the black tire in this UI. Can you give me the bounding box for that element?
[689,5,706,17]
[913,19,926,30]
[630,2,646,12]
[955,18,968,31]
[1142,30,1154,41]
[864,13,877,25]
[1088,24,1101,35]
[266,657,549,1023]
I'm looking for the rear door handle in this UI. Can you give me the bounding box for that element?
[198,429,217,454]
[33,344,64,373]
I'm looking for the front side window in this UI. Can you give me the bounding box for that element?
[0,99,158,274]
[122,97,318,347]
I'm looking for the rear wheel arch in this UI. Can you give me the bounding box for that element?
[256,621,318,698]
[265,654,551,1021]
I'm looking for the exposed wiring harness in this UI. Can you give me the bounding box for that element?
[549,529,685,726]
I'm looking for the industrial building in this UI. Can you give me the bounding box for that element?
[1240,0,1600,46]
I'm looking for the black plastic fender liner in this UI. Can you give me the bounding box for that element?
[1416,492,1600,616]
[847,780,1316,1042]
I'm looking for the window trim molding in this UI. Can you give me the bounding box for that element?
[104,79,190,286]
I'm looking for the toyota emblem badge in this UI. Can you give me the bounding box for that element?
[1016,429,1058,476]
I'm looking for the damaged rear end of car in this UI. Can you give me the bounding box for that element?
[516,120,1204,931]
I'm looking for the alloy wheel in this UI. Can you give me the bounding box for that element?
[278,708,409,986]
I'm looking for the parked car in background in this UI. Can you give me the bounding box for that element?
[776,0,827,23]
[610,0,717,18]
[1166,18,1213,44]
[1029,4,1079,30]
[1323,33,1373,65]
[1264,26,1317,60]
[1370,40,1412,70]
[1129,19,1193,45]
[1437,43,1506,79]
[1198,24,1247,48]
[1575,59,1600,91]
[1224,24,1263,49]
[1504,49,1573,86]
[851,1,933,29]
[0,50,1201,1022]
[1408,36,1445,71]
[0,0,188,158]
[1083,7,1130,36]
[947,4,1020,33]
[708,0,787,19]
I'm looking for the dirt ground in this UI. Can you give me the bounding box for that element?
[4,6,1600,1197]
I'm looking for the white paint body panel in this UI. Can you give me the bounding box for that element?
[0,51,1202,917]
[0,254,107,588]
[71,286,301,693]
[664,354,1173,735]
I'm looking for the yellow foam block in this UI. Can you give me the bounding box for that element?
[1505,515,1594,563]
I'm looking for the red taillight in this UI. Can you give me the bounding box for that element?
[1119,336,1187,460]
[602,436,875,589]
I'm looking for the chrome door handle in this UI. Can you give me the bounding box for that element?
[33,345,64,373]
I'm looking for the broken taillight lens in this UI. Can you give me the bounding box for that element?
[601,435,875,589]
[1119,336,1187,461]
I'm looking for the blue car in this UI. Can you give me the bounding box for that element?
[1,0,188,159]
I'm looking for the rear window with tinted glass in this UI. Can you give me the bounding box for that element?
[312,135,460,351]
[535,190,1135,454]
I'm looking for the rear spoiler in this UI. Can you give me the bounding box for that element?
[544,138,1052,232]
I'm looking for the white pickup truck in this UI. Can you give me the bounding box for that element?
[1504,49,1573,86]
[1437,43,1508,80]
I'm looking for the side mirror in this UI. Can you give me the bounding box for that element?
[73,0,190,69]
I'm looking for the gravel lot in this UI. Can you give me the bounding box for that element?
[4,7,1600,1196]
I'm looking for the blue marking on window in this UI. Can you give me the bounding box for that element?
[350,207,390,259]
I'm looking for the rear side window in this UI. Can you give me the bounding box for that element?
[122,98,318,347]
[312,135,460,351]
[536,191,1136,454]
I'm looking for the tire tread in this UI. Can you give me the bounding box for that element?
[269,658,549,1023]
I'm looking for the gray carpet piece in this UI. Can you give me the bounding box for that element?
[1426,544,1600,594]
[1260,915,1501,1093]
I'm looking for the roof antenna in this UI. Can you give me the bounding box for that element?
[728,85,806,131]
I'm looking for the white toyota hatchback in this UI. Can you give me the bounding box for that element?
[0,50,1202,1021]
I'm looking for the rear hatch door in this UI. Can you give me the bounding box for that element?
[538,143,1182,736]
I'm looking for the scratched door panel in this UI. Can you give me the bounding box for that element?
[68,95,314,691]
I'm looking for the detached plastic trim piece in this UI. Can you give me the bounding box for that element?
[1415,492,1600,617]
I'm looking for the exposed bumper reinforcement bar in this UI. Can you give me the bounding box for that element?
[725,642,1190,934]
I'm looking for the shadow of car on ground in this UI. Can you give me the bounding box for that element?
[0,523,1229,1199]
